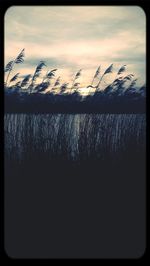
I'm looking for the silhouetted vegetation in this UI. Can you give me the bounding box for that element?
[5,49,146,113]
[5,113,145,164]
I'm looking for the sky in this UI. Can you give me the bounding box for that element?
[5,6,146,89]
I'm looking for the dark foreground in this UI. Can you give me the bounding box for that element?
[5,91,146,113]
[4,114,146,258]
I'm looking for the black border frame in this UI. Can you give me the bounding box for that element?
[0,0,148,262]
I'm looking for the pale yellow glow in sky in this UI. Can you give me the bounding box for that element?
[5,6,146,89]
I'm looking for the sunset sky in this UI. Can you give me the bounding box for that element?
[5,6,146,88]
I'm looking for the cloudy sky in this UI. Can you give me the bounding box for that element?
[5,6,146,88]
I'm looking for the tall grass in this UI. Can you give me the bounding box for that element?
[4,49,146,113]
[5,49,145,95]
[96,63,113,90]
[4,114,146,163]
[5,49,25,87]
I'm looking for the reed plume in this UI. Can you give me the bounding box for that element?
[9,73,20,83]
[43,69,57,82]
[96,64,113,91]
[5,49,25,87]
[60,83,69,93]
[54,76,61,87]
[91,65,101,86]
[21,75,32,88]
[29,61,46,93]
[71,69,82,92]
[117,65,126,75]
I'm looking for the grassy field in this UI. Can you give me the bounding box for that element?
[4,113,146,258]
[5,113,145,164]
